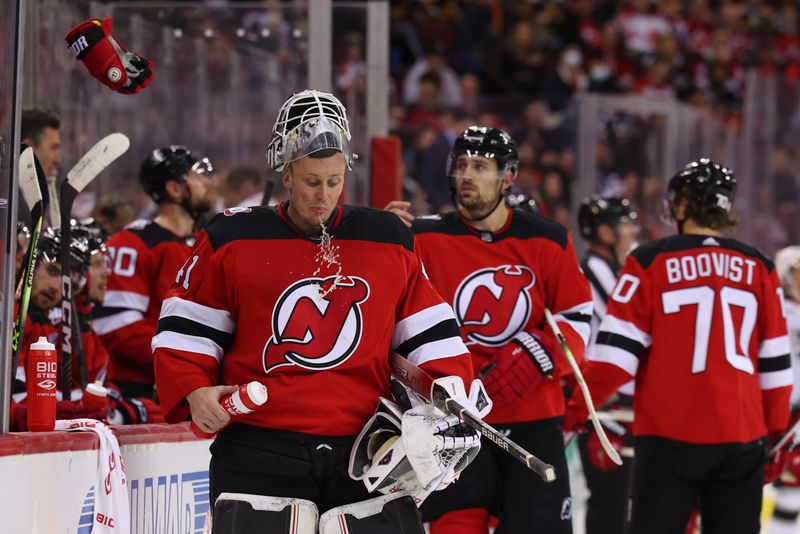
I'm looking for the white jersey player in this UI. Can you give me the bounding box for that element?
[767,245,800,534]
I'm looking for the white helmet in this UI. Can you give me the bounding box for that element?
[776,245,800,302]
[266,90,355,172]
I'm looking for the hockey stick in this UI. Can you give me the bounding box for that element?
[543,308,623,466]
[260,180,275,207]
[389,352,557,483]
[11,147,47,378]
[60,133,130,399]
[771,417,800,455]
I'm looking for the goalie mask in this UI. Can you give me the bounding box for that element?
[266,90,355,172]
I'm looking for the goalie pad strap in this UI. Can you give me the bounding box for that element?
[319,493,424,534]
[212,493,318,534]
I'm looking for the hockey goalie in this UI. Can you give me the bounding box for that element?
[152,89,490,533]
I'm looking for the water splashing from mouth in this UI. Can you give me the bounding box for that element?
[312,215,342,299]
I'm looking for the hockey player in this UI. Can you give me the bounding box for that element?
[93,145,217,401]
[765,245,800,534]
[575,195,639,534]
[388,126,593,533]
[10,228,109,428]
[565,159,793,534]
[153,90,486,534]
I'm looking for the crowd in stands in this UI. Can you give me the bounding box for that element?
[372,0,800,250]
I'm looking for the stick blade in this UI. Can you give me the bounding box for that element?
[19,146,42,211]
[66,133,130,192]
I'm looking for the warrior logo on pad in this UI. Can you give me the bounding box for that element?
[263,276,370,373]
[454,265,535,346]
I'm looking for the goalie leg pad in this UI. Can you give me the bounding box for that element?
[212,492,318,534]
[319,493,424,534]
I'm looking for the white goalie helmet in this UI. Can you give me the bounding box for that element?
[266,90,355,172]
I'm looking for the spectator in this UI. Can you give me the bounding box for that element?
[402,45,462,107]
[222,166,264,208]
[21,109,60,178]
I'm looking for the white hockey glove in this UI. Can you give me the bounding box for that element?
[400,376,489,492]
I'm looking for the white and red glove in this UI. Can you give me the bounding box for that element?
[65,17,154,94]
[479,330,557,409]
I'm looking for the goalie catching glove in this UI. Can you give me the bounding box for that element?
[65,17,154,94]
[349,376,490,504]
[479,329,557,409]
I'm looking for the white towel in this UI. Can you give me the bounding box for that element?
[55,419,130,533]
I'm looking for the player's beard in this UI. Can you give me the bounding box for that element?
[458,185,501,220]
[190,194,214,216]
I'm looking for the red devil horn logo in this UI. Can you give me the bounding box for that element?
[455,265,536,346]
[263,276,370,373]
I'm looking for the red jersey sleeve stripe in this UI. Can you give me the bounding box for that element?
[760,368,793,390]
[391,302,455,348]
[151,331,224,361]
[103,290,149,312]
[92,310,144,335]
[759,335,791,358]
[408,337,469,367]
[160,296,236,333]
[590,344,639,376]
[597,314,652,348]
[552,301,593,345]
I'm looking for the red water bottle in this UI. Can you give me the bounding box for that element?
[190,381,268,439]
[26,336,58,431]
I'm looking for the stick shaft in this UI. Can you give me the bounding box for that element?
[390,353,557,482]
[544,308,623,466]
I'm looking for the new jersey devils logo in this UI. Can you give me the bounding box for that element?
[263,276,370,373]
[454,265,535,346]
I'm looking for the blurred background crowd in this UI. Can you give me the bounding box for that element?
[14,0,800,255]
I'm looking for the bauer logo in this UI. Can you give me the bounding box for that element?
[69,36,89,56]
[107,67,122,83]
[454,265,535,346]
[128,470,210,534]
[263,276,369,373]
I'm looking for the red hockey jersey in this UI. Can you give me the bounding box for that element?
[13,304,108,402]
[93,220,194,385]
[412,209,593,425]
[153,204,473,436]
[571,234,792,444]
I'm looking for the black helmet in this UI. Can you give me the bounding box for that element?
[37,227,91,274]
[506,193,538,213]
[140,146,213,203]
[17,221,30,241]
[446,126,519,178]
[578,195,638,240]
[666,158,735,214]
[71,218,106,256]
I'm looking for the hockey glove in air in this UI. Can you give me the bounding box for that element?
[479,330,557,410]
[66,17,154,95]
